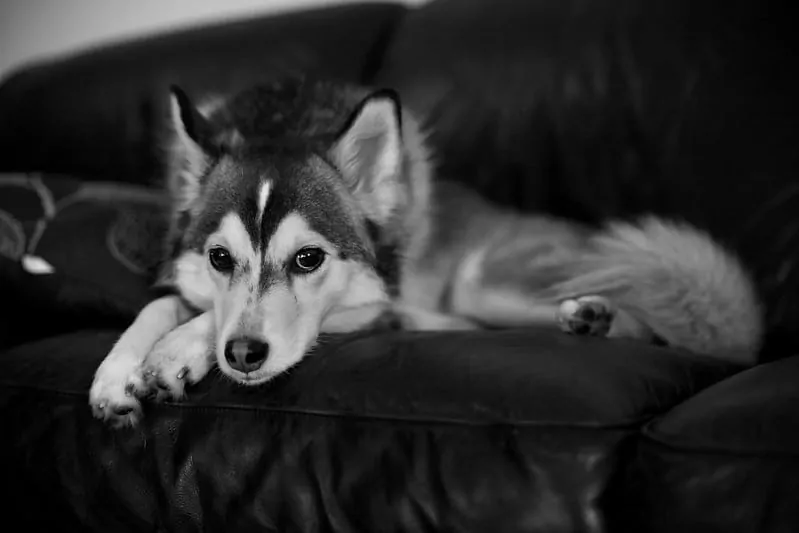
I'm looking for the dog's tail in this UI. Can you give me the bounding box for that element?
[549,216,764,364]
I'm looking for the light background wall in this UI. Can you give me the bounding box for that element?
[0,0,428,77]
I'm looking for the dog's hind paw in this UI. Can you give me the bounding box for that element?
[89,350,147,428]
[557,295,615,337]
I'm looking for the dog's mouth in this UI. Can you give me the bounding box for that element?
[220,368,278,386]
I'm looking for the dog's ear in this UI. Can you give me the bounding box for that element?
[167,85,214,209]
[331,90,405,224]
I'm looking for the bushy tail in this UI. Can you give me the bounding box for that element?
[548,217,764,364]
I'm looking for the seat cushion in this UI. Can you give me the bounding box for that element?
[0,328,738,532]
[611,356,799,533]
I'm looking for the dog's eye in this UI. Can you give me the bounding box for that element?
[209,246,235,273]
[293,247,326,273]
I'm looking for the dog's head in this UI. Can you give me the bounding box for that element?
[162,79,430,385]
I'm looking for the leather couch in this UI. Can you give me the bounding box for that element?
[1,0,798,531]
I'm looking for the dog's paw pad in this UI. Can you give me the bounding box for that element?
[90,356,147,428]
[557,296,615,337]
[140,364,187,403]
[90,394,142,428]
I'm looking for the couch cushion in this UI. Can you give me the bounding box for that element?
[0,328,738,532]
[611,356,799,533]
[0,3,406,184]
[0,172,165,348]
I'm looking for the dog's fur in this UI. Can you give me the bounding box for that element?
[89,75,763,426]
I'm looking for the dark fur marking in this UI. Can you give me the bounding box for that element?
[170,85,224,157]
[366,220,400,297]
[335,87,403,137]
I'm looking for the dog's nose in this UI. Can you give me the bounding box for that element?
[224,338,269,373]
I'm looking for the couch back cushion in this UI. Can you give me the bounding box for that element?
[375,0,799,357]
[0,3,407,185]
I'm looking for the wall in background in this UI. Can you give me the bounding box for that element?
[0,0,427,77]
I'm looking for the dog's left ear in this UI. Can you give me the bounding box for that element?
[167,85,216,209]
[331,90,404,224]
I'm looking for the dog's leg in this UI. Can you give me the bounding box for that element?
[89,295,196,427]
[139,311,215,401]
[446,243,564,328]
[392,303,479,331]
[450,264,655,342]
[446,231,655,343]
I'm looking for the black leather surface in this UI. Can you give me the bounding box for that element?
[609,356,799,532]
[0,3,406,184]
[2,0,797,530]
[375,0,799,360]
[0,329,736,531]
[0,173,167,349]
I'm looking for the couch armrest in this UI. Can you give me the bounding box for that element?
[611,355,799,532]
[0,3,406,184]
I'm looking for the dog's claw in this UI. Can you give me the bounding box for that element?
[139,364,187,403]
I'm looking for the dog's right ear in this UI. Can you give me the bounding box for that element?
[330,90,405,225]
[167,85,213,209]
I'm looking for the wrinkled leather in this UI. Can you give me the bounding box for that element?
[0,329,736,532]
[609,355,799,532]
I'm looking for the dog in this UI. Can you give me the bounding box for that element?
[89,75,763,427]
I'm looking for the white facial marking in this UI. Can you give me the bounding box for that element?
[208,209,391,386]
[217,281,251,346]
[321,263,389,333]
[265,212,323,264]
[256,180,272,227]
[209,212,261,336]
[214,212,260,272]
[173,251,215,311]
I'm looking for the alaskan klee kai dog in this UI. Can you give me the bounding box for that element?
[90,76,762,427]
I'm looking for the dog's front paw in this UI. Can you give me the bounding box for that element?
[139,324,213,402]
[557,295,615,337]
[89,350,147,428]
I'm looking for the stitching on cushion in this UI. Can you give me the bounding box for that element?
[0,382,652,430]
